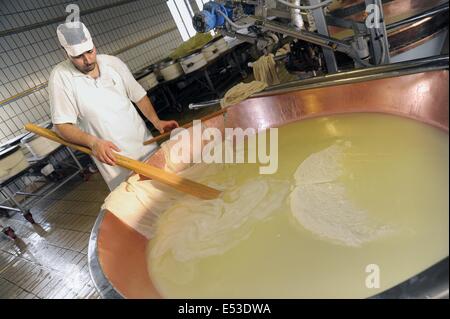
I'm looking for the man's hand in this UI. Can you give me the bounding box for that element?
[135,96,179,135]
[89,138,121,166]
[155,120,179,134]
[54,124,121,166]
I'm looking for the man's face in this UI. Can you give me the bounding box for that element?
[68,46,97,74]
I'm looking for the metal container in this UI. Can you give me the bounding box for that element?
[88,55,449,299]
[20,122,60,159]
[179,51,208,74]
[21,134,60,160]
[138,72,158,91]
[148,63,162,79]
[0,145,29,183]
[0,132,31,150]
[158,60,184,81]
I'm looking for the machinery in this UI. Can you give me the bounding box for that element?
[192,0,449,76]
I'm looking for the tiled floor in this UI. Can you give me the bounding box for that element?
[0,172,109,299]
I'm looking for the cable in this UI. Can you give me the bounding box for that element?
[353,54,373,67]
[277,0,333,10]
[346,46,373,67]
[375,28,386,64]
[216,10,254,29]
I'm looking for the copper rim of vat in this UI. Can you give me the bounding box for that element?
[88,55,449,299]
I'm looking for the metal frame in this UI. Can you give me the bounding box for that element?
[365,0,391,64]
[0,146,84,224]
[153,40,248,111]
[224,0,447,72]
[256,19,361,63]
[309,0,339,73]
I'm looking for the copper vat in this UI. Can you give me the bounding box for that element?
[88,55,449,299]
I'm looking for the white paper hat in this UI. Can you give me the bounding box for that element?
[57,22,94,57]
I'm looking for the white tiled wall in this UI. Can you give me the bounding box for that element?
[0,0,194,143]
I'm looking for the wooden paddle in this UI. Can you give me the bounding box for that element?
[143,107,228,145]
[25,123,222,200]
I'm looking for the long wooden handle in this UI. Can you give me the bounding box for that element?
[144,107,228,145]
[25,123,221,200]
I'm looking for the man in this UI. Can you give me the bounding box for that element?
[49,22,178,190]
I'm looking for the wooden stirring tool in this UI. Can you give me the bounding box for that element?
[143,107,227,146]
[25,123,222,200]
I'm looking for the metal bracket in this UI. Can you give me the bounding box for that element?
[309,0,339,73]
[365,0,390,64]
[255,19,357,59]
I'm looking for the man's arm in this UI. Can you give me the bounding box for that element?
[55,123,120,166]
[108,55,179,134]
[135,95,178,134]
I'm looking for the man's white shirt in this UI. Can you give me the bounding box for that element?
[49,54,157,190]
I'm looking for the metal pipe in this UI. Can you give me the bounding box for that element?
[278,0,333,10]
[386,2,449,31]
[257,55,449,96]
[0,205,21,213]
[290,0,304,30]
[189,99,221,110]
[258,19,374,66]
[309,0,339,72]
[258,19,338,49]
[216,10,255,29]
